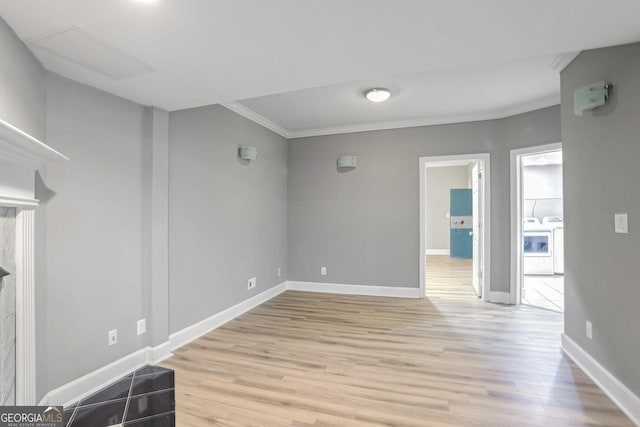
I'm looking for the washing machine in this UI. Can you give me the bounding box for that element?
[523,221,554,275]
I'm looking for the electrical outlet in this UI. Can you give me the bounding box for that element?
[586,321,593,340]
[321,267,327,276]
[248,277,257,290]
[137,319,146,336]
[277,267,281,277]
[108,329,118,346]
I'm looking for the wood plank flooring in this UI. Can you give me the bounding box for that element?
[163,258,631,426]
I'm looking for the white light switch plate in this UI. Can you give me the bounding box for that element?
[321,267,327,276]
[586,321,593,340]
[108,329,118,346]
[137,319,146,336]
[614,213,628,234]
[247,277,256,290]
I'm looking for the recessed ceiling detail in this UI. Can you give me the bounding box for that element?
[234,55,563,138]
[30,28,154,80]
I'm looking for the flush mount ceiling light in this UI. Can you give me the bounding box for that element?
[364,88,391,103]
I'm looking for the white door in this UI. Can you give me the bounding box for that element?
[471,163,482,297]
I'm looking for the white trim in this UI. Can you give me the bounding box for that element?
[38,279,427,407]
[220,102,291,138]
[287,281,421,298]
[549,52,581,73]
[0,117,69,166]
[510,143,562,304]
[222,98,561,140]
[146,342,173,365]
[0,196,39,208]
[39,348,148,407]
[289,96,559,139]
[39,340,174,407]
[488,291,511,304]
[169,281,288,351]
[15,208,36,405]
[562,334,640,425]
[426,249,450,256]
[420,153,491,302]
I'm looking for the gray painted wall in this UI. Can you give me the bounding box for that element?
[426,166,469,250]
[0,17,45,140]
[288,106,560,291]
[41,73,151,396]
[561,42,640,396]
[168,105,288,333]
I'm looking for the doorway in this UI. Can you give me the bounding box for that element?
[510,143,564,312]
[419,154,490,300]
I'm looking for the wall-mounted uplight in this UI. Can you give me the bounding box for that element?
[365,88,391,103]
[239,146,258,161]
[337,155,357,169]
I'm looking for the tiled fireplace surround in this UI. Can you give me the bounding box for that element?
[63,365,175,427]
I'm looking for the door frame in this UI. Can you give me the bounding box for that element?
[419,153,491,300]
[509,143,562,304]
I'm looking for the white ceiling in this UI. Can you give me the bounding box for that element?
[236,55,562,137]
[1,0,640,136]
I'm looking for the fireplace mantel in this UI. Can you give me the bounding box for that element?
[0,117,68,206]
[0,117,68,404]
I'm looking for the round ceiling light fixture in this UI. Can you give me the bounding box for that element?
[365,88,391,103]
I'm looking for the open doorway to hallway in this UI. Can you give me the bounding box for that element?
[420,154,490,300]
[511,144,564,312]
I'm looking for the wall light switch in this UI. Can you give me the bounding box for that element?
[277,267,281,277]
[321,267,327,276]
[586,321,593,340]
[137,319,146,336]
[247,277,257,290]
[614,213,628,234]
[108,329,118,346]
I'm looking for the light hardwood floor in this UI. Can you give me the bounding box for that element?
[163,257,631,426]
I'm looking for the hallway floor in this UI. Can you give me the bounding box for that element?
[523,275,564,312]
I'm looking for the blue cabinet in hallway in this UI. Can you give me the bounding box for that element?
[450,188,472,259]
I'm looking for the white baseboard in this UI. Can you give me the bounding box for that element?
[169,281,288,351]
[426,249,450,256]
[287,281,421,298]
[487,291,511,304]
[39,279,422,407]
[146,341,173,365]
[39,348,148,407]
[562,334,640,425]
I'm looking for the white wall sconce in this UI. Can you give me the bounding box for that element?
[239,146,258,161]
[574,81,612,116]
[337,155,357,169]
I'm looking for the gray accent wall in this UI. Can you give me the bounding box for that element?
[561,42,640,396]
[40,73,154,397]
[0,17,45,140]
[288,106,560,291]
[168,105,288,333]
[426,166,469,250]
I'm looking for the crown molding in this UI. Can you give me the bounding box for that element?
[549,51,581,73]
[288,95,560,139]
[220,101,291,138]
[222,95,560,141]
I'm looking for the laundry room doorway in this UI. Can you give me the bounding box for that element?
[511,144,564,312]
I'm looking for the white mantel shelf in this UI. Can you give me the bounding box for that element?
[0,117,68,206]
[0,117,69,167]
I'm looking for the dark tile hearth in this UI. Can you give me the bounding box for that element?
[63,365,175,427]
